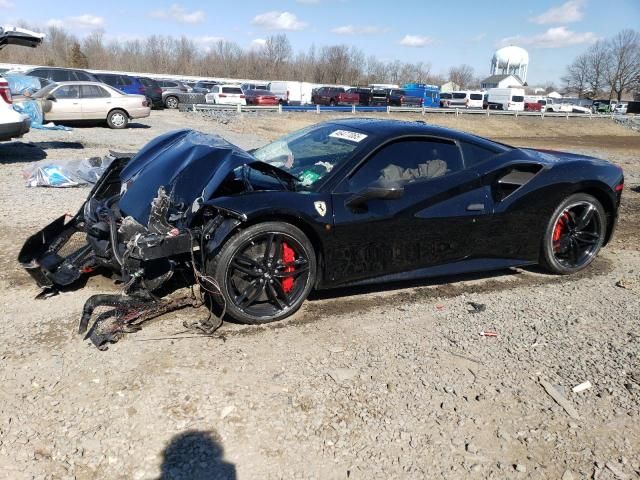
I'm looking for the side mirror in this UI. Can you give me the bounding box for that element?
[345,182,404,210]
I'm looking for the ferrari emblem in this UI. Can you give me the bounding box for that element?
[314,201,327,217]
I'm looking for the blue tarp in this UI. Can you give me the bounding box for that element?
[13,99,72,131]
[5,73,43,96]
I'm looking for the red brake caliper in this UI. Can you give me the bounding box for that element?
[281,242,295,293]
[553,212,570,250]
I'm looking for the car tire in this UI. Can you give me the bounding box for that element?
[165,96,179,109]
[540,193,606,275]
[106,109,129,129]
[329,99,336,107]
[206,222,317,325]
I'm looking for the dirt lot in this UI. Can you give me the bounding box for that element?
[0,110,638,480]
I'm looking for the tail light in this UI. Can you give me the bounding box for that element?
[219,94,227,98]
[615,182,624,192]
[240,95,245,99]
[0,83,13,104]
[142,99,149,107]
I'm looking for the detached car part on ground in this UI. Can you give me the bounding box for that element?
[19,119,624,349]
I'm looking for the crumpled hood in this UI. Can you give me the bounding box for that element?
[118,129,256,225]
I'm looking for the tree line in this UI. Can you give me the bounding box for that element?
[563,29,640,101]
[0,24,487,89]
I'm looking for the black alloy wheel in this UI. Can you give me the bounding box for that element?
[541,193,606,274]
[207,222,316,324]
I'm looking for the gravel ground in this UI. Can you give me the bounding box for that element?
[0,110,639,480]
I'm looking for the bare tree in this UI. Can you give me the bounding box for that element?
[562,53,589,97]
[262,34,292,79]
[585,40,610,98]
[448,64,475,89]
[605,29,640,101]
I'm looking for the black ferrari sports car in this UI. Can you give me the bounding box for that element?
[20,119,624,342]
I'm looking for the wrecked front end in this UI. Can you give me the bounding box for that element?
[18,129,258,348]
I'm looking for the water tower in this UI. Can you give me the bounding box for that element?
[490,46,529,83]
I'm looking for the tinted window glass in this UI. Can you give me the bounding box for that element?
[460,141,500,167]
[453,92,467,99]
[81,85,110,98]
[512,95,524,102]
[54,85,80,99]
[441,93,452,99]
[29,68,49,79]
[470,93,482,100]
[119,76,132,86]
[50,69,72,82]
[139,78,152,87]
[222,87,242,94]
[74,71,92,81]
[349,139,463,191]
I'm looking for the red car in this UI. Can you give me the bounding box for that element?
[312,87,360,106]
[244,90,279,106]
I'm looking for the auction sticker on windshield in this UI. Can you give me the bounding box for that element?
[329,130,368,143]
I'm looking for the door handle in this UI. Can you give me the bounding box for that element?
[466,203,485,211]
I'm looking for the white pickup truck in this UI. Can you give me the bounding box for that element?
[0,26,45,141]
[538,98,591,114]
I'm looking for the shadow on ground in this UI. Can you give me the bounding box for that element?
[158,430,236,480]
[0,140,85,163]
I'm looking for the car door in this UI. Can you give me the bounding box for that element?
[47,85,82,121]
[80,84,111,119]
[326,137,491,285]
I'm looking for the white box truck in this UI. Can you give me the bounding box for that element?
[484,88,525,111]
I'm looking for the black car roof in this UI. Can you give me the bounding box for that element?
[324,118,503,147]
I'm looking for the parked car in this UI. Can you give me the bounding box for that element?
[613,103,628,115]
[525,101,542,112]
[539,98,591,114]
[370,89,389,106]
[32,81,150,129]
[21,119,624,346]
[403,83,440,108]
[346,87,372,106]
[191,81,219,93]
[244,89,279,106]
[204,85,246,105]
[312,87,359,106]
[157,79,189,109]
[0,25,44,141]
[0,77,30,141]
[21,67,98,83]
[182,81,197,92]
[241,82,269,92]
[135,76,163,109]
[483,88,525,111]
[591,100,613,113]
[267,81,312,105]
[94,73,146,96]
[440,91,483,109]
[387,89,422,107]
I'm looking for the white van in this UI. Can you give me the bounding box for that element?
[442,90,483,108]
[484,88,525,111]
[267,81,304,105]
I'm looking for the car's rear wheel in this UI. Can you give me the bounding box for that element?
[165,96,179,109]
[541,193,606,274]
[206,222,316,325]
[107,109,128,129]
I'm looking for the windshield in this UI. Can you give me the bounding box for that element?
[32,83,57,98]
[252,124,366,189]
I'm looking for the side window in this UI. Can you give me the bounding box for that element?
[81,85,110,98]
[53,85,80,99]
[120,76,132,86]
[73,71,91,81]
[30,68,49,79]
[348,139,463,192]
[459,141,500,168]
[50,70,71,82]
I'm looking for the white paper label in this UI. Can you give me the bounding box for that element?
[329,130,367,143]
